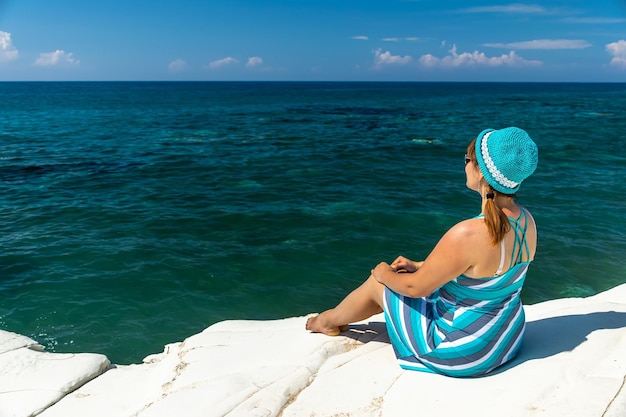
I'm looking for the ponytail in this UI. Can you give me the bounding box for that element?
[483,186,510,246]
[467,138,511,246]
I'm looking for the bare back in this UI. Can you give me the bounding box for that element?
[463,207,536,279]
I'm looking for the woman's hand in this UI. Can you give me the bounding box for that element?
[390,256,421,273]
[371,262,394,284]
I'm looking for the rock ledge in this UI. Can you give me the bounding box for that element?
[2,284,625,417]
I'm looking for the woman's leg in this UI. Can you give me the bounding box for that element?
[306,274,385,336]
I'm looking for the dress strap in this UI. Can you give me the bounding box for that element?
[508,208,531,267]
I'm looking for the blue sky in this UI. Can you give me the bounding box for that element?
[0,0,625,81]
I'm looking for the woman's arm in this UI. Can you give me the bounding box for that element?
[372,219,482,298]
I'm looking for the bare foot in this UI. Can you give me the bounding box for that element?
[305,313,346,336]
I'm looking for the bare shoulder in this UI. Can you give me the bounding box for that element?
[520,207,538,259]
[416,217,492,292]
[445,217,489,241]
[522,207,537,228]
[430,218,492,258]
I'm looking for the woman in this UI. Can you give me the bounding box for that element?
[306,127,538,377]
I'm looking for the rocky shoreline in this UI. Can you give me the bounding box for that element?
[2,284,625,417]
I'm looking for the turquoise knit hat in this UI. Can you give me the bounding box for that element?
[474,127,538,194]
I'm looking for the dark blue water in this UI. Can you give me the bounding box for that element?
[1,82,625,364]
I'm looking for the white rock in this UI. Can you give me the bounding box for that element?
[6,284,626,417]
[0,330,110,417]
[0,332,43,354]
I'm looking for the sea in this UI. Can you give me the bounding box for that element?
[1,81,625,365]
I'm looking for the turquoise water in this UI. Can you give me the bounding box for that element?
[1,82,625,364]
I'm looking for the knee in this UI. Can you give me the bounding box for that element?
[367,274,385,307]
[366,273,380,289]
[367,273,383,287]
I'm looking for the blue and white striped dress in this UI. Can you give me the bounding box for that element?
[383,210,533,377]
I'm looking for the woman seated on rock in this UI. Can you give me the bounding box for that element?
[306,127,538,377]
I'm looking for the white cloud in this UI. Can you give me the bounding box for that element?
[606,40,626,68]
[484,39,592,50]
[419,44,541,68]
[34,50,79,67]
[207,56,238,69]
[352,35,369,40]
[373,49,412,68]
[246,56,263,68]
[461,4,546,14]
[419,54,440,67]
[0,31,19,62]
[168,59,188,72]
[383,37,421,42]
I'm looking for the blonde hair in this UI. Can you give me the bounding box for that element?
[468,138,511,245]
